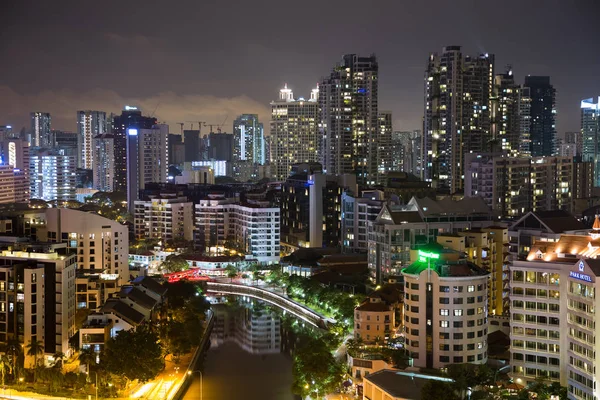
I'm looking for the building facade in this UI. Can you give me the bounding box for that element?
[134,195,194,242]
[233,114,265,165]
[319,54,379,186]
[464,153,573,217]
[581,97,600,187]
[77,111,107,169]
[30,150,77,202]
[423,47,494,192]
[341,190,384,253]
[126,124,168,212]
[30,112,52,148]
[110,107,157,192]
[0,244,76,366]
[525,76,556,157]
[92,134,114,192]
[402,248,489,369]
[270,85,319,181]
[195,197,280,264]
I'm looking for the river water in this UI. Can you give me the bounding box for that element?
[182,297,303,400]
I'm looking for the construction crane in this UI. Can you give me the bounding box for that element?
[176,122,184,134]
[204,115,229,134]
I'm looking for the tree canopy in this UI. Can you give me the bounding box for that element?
[102,326,164,382]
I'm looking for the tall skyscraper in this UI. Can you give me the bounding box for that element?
[319,54,379,186]
[93,134,115,192]
[270,85,319,180]
[377,111,393,182]
[30,112,52,148]
[126,124,168,212]
[77,111,107,169]
[111,107,157,192]
[524,76,556,157]
[491,66,532,157]
[0,137,30,202]
[233,114,265,164]
[423,46,494,193]
[581,97,600,186]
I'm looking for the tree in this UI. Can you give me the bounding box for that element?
[421,381,459,400]
[160,254,189,273]
[0,354,11,386]
[102,326,164,383]
[225,264,238,282]
[79,347,96,381]
[26,339,44,382]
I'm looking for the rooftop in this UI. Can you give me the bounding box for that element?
[101,299,145,326]
[131,276,168,296]
[364,370,453,400]
[118,286,158,310]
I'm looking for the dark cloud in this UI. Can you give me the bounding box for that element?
[0,0,598,135]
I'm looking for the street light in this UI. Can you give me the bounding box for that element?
[87,371,98,400]
[187,370,203,400]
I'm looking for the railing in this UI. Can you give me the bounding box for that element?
[206,281,331,330]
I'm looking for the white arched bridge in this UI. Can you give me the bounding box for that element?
[205,281,333,330]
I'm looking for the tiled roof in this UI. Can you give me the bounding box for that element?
[118,286,158,310]
[101,299,145,325]
[132,276,168,296]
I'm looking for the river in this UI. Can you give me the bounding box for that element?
[182,297,304,400]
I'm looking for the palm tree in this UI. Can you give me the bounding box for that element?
[26,340,44,382]
[79,347,96,378]
[0,354,11,386]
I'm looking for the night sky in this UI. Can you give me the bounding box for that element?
[1,0,598,135]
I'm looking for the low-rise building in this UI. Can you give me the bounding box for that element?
[354,296,395,344]
[341,190,385,253]
[363,370,454,400]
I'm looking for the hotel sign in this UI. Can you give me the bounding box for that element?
[569,271,592,283]
[570,260,593,283]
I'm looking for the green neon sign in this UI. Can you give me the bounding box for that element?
[418,250,440,262]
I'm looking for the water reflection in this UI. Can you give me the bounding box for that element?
[211,298,282,354]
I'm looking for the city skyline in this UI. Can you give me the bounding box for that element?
[1,1,598,135]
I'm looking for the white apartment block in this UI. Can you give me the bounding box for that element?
[509,221,600,400]
[30,151,77,202]
[402,250,489,369]
[134,195,194,242]
[0,244,76,367]
[195,197,280,264]
[23,208,129,282]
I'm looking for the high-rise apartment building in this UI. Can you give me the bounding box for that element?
[270,85,319,181]
[423,47,494,193]
[92,134,115,192]
[126,124,168,212]
[111,107,157,192]
[341,190,384,253]
[525,76,556,157]
[30,112,52,148]
[77,111,107,169]
[581,97,600,187]
[565,131,583,158]
[134,195,194,242]
[464,153,573,217]
[183,130,200,162]
[0,243,76,366]
[376,112,393,182]
[233,114,265,164]
[491,67,532,156]
[30,150,77,202]
[319,54,379,186]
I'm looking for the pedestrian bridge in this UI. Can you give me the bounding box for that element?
[205,281,332,330]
